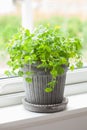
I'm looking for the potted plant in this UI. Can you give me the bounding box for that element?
[5,25,83,113]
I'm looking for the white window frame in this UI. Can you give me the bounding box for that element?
[0,68,87,107]
[1,67,87,95]
[21,0,33,31]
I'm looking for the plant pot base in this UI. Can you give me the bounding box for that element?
[22,97,68,113]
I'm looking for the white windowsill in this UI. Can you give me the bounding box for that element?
[0,93,87,130]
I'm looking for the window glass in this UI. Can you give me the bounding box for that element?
[0,0,21,78]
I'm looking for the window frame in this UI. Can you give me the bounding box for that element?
[0,67,87,107]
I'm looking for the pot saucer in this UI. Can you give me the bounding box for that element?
[22,97,68,113]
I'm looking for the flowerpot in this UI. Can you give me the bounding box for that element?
[22,64,68,113]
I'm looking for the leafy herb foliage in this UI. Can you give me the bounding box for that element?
[5,25,83,92]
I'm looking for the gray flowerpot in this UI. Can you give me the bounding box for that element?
[22,64,68,113]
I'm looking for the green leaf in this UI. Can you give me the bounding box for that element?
[76,61,83,68]
[24,56,31,62]
[57,66,64,75]
[7,61,12,66]
[25,71,32,76]
[4,70,11,77]
[18,71,24,77]
[50,69,57,78]
[70,65,75,71]
[25,77,32,83]
[45,87,53,93]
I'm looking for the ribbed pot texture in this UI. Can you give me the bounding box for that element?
[23,64,67,105]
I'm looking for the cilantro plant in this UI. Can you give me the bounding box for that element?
[5,25,83,92]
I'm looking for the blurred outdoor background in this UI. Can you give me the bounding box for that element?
[0,0,87,77]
